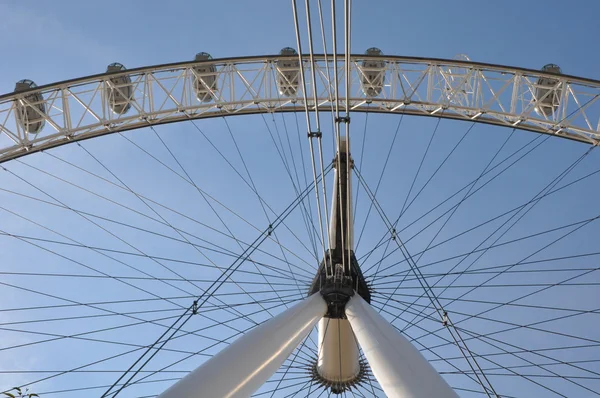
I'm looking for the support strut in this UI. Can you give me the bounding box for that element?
[345,294,459,398]
[158,293,326,398]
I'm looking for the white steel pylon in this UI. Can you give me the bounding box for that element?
[316,318,360,384]
[158,293,326,398]
[346,294,459,398]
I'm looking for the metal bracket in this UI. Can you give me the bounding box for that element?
[308,131,322,138]
[336,116,350,124]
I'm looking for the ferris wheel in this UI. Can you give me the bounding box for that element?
[1,1,600,398]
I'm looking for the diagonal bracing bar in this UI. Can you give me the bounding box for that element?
[158,293,326,398]
[346,294,459,398]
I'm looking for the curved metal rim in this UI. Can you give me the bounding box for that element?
[1,53,599,164]
[0,107,588,166]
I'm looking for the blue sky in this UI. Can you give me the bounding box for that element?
[1,1,600,397]
[1,0,599,90]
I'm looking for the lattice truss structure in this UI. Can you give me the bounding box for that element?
[1,54,600,164]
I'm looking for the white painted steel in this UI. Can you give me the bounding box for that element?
[346,294,459,398]
[328,137,353,251]
[316,318,360,383]
[1,54,600,164]
[158,293,327,398]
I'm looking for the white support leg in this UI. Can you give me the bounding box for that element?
[316,318,360,383]
[158,293,327,398]
[345,295,459,398]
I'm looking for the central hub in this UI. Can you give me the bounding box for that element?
[321,263,354,318]
[308,251,371,318]
[309,252,371,318]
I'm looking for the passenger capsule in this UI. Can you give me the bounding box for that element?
[276,47,300,97]
[534,64,562,118]
[193,52,217,102]
[14,79,46,134]
[360,48,385,97]
[106,63,134,115]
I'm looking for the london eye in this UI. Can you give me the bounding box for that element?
[1,1,599,397]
